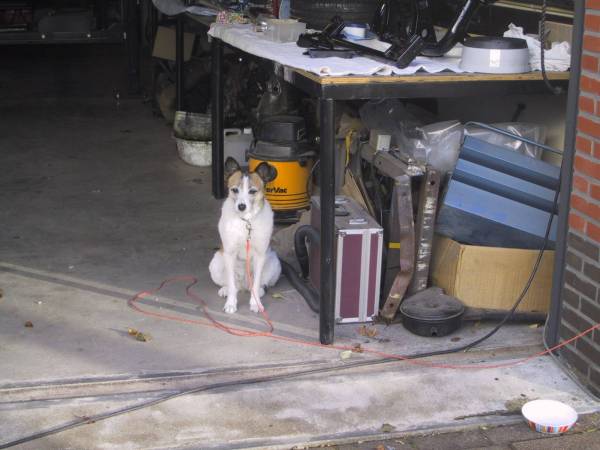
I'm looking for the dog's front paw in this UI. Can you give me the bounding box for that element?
[223,298,237,314]
[218,286,228,297]
[249,297,264,313]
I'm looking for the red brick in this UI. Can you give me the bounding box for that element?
[582,54,599,72]
[592,184,600,201]
[584,33,600,52]
[580,75,600,95]
[586,14,600,32]
[578,116,600,139]
[573,174,590,194]
[575,155,600,178]
[571,194,600,220]
[580,95,595,114]
[588,221,600,243]
[569,232,600,260]
[570,212,586,232]
[595,143,600,159]
[577,135,593,154]
[589,0,600,10]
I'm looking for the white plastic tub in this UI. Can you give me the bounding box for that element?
[174,136,212,167]
[265,19,306,43]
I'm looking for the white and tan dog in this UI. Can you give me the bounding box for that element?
[209,157,281,313]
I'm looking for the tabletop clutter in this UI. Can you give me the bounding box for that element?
[206,3,570,76]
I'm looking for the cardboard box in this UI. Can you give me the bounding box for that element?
[430,236,554,312]
[152,26,194,62]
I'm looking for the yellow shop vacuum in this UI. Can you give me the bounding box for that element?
[248,115,315,222]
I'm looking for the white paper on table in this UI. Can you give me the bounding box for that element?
[209,23,466,77]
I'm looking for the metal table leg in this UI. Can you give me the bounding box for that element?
[175,16,184,111]
[126,0,140,94]
[211,38,225,199]
[319,98,336,345]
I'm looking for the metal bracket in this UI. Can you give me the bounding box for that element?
[380,175,415,321]
[407,168,441,295]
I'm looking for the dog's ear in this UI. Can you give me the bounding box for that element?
[254,162,277,183]
[224,157,241,179]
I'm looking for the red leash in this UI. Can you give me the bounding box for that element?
[128,275,600,370]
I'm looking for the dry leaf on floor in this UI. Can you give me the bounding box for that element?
[358,325,378,338]
[127,328,151,342]
[529,323,541,329]
[24,321,33,328]
[352,343,364,353]
[135,332,151,342]
[380,423,396,433]
[375,445,386,450]
[340,350,352,360]
[75,415,96,424]
[271,293,286,300]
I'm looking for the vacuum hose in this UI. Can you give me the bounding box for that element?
[294,225,320,278]
[280,225,321,313]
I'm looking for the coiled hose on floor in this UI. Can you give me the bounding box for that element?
[279,225,320,313]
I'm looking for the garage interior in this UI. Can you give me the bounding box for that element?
[1,1,598,449]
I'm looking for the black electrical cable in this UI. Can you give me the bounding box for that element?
[0,147,562,450]
[539,0,563,95]
[0,357,404,449]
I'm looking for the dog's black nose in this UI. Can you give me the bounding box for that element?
[238,203,246,211]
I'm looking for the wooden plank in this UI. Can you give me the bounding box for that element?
[295,69,570,86]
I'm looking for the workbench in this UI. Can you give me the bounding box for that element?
[202,29,569,345]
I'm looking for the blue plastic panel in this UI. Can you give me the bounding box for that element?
[437,180,557,249]
[461,136,560,190]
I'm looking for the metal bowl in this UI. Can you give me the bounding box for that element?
[173,111,211,141]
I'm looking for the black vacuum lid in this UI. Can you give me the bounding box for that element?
[400,287,465,320]
[249,140,315,161]
[257,115,307,143]
[463,36,528,50]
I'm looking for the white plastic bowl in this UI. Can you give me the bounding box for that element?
[174,136,212,167]
[521,399,578,434]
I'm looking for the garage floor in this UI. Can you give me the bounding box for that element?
[0,52,598,448]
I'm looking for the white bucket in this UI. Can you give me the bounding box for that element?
[174,136,212,167]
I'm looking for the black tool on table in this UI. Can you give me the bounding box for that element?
[296,0,497,68]
[303,48,357,59]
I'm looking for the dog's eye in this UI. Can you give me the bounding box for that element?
[249,189,258,195]
[231,187,239,194]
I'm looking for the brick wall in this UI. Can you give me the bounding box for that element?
[559,3,600,397]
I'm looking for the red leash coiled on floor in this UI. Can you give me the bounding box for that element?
[128,274,600,371]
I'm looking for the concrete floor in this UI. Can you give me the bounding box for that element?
[0,54,598,448]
